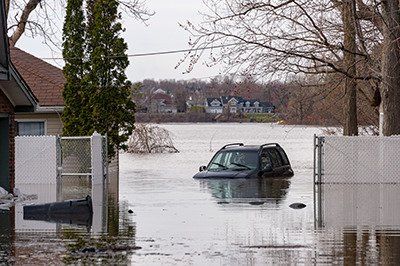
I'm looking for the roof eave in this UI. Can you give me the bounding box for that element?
[35,105,64,113]
[9,63,38,108]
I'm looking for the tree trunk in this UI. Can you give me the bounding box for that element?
[342,0,358,136]
[381,0,400,136]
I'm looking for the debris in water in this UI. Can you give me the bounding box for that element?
[249,201,265,205]
[128,209,133,214]
[241,244,309,249]
[289,203,306,209]
[0,186,36,210]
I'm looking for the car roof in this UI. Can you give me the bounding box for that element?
[219,143,283,152]
[221,145,261,152]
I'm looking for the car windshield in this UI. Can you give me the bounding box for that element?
[207,150,259,171]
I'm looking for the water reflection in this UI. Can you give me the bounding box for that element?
[0,210,13,264]
[200,177,290,204]
[316,183,400,264]
[316,184,400,229]
[0,176,138,264]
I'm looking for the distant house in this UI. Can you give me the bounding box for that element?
[205,97,223,114]
[241,99,275,114]
[220,96,243,113]
[205,95,275,114]
[149,89,177,114]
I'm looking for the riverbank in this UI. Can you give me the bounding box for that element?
[135,112,281,123]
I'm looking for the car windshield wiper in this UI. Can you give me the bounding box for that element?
[211,162,227,169]
[229,162,251,170]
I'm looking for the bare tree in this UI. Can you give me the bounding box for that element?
[127,124,179,153]
[181,0,398,135]
[6,0,152,48]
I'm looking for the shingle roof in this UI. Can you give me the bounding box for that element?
[206,97,222,106]
[220,95,243,104]
[10,47,65,106]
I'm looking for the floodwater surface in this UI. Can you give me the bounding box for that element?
[2,123,400,265]
[119,123,400,265]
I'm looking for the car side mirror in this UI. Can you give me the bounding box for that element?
[199,166,207,172]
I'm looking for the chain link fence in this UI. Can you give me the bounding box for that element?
[314,135,400,184]
[314,135,400,229]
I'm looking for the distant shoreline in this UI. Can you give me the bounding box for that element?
[135,112,281,124]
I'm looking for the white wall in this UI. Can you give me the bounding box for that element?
[15,135,58,184]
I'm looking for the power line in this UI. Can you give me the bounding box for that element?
[39,42,242,60]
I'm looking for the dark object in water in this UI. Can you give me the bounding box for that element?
[128,209,133,214]
[249,201,265,205]
[23,195,93,227]
[289,203,306,209]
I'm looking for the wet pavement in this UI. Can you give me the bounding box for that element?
[1,123,400,264]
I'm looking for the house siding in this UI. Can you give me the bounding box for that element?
[15,113,63,135]
[0,89,15,191]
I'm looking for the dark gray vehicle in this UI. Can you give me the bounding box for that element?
[193,143,294,179]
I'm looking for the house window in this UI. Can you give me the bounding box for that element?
[17,121,45,136]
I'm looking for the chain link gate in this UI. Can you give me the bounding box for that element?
[57,135,108,201]
[15,133,109,232]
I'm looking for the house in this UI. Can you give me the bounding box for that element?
[220,96,243,113]
[149,89,177,113]
[205,97,223,114]
[0,2,37,191]
[241,99,275,114]
[11,48,65,136]
[205,95,275,114]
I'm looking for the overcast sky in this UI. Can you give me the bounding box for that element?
[16,0,222,82]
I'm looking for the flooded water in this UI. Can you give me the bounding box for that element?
[118,123,400,265]
[2,123,400,265]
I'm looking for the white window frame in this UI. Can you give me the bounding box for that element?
[16,119,47,136]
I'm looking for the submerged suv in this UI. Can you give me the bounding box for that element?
[193,143,294,179]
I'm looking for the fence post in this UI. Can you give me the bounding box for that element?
[91,131,104,185]
[91,131,107,234]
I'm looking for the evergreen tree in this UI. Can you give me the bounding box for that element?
[85,0,135,158]
[62,0,86,136]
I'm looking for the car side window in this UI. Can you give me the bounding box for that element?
[277,147,289,165]
[260,149,272,170]
[268,148,282,168]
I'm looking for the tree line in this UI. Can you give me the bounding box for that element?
[133,76,377,128]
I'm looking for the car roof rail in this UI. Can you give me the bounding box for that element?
[221,143,244,149]
[259,143,281,150]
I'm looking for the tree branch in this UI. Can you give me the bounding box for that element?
[9,0,42,47]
